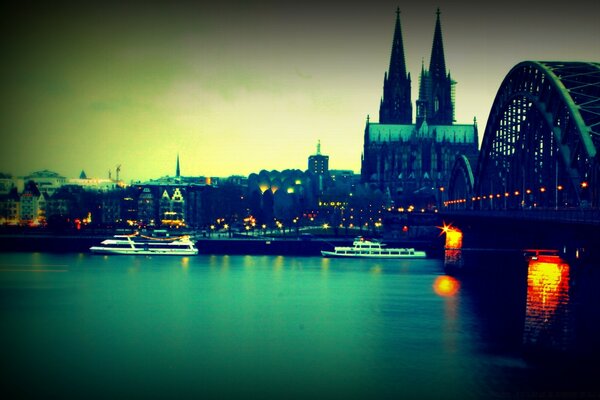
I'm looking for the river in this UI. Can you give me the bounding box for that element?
[1,252,598,399]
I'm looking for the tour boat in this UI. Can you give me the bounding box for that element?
[321,237,426,258]
[90,233,198,255]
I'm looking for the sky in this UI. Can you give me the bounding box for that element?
[1,0,598,182]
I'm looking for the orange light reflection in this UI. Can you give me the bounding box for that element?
[527,255,569,313]
[433,276,460,297]
[524,254,572,351]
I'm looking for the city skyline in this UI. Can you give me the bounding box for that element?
[1,0,598,181]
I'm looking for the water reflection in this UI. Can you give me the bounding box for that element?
[273,255,284,272]
[180,256,189,270]
[433,275,460,297]
[369,265,382,274]
[523,254,573,352]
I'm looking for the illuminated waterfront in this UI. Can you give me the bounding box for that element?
[1,252,599,399]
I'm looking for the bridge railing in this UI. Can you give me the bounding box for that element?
[440,208,600,226]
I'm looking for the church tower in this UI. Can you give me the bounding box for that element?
[416,59,429,128]
[362,8,477,202]
[417,9,454,126]
[379,8,412,124]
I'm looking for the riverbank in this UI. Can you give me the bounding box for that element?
[0,233,439,256]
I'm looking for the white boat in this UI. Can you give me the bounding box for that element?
[90,233,198,255]
[321,237,426,259]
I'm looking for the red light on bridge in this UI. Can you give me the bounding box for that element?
[557,185,563,191]
[581,181,589,189]
[496,194,501,198]
[514,191,520,196]
[540,187,546,193]
[504,192,509,197]
[438,222,462,246]
[526,189,532,194]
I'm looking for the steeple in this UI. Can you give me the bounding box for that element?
[425,8,454,125]
[429,8,446,80]
[176,153,180,178]
[389,7,408,80]
[379,8,412,124]
[316,140,321,155]
[416,58,429,128]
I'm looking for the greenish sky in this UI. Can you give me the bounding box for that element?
[1,0,598,181]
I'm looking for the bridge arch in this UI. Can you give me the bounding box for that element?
[447,155,474,209]
[473,61,600,210]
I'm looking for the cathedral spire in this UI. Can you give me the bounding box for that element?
[379,8,412,124]
[388,7,407,80]
[418,58,427,99]
[176,153,180,178]
[429,8,447,81]
[416,58,428,128]
[425,8,454,125]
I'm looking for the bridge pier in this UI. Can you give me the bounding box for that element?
[439,212,600,264]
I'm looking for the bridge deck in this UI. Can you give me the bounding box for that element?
[440,209,600,226]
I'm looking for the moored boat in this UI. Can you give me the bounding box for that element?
[321,237,426,259]
[90,232,198,255]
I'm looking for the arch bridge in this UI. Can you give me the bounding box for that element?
[447,61,600,223]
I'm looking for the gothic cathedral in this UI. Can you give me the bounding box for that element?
[361,9,479,205]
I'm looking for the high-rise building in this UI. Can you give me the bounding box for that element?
[308,140,330,194]
[308,140,329,176]
[361,9,478,205]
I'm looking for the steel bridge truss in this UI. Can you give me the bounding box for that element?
[447,155,474,209]
[471,61,600,210]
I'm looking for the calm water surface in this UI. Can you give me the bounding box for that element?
[1,252,598,399]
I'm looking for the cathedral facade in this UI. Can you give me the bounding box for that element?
[361,9,479,204]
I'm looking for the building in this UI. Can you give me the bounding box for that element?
[0,173,18,195]
[159,187,186,226]
[137,187,156,226]
[19,181,43,224]
[0,188,20,225]
[308,141,329,176]
[23,170,66,196]
[308,141,329,194]
[68,170,118,192]
[361,9,478,205]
